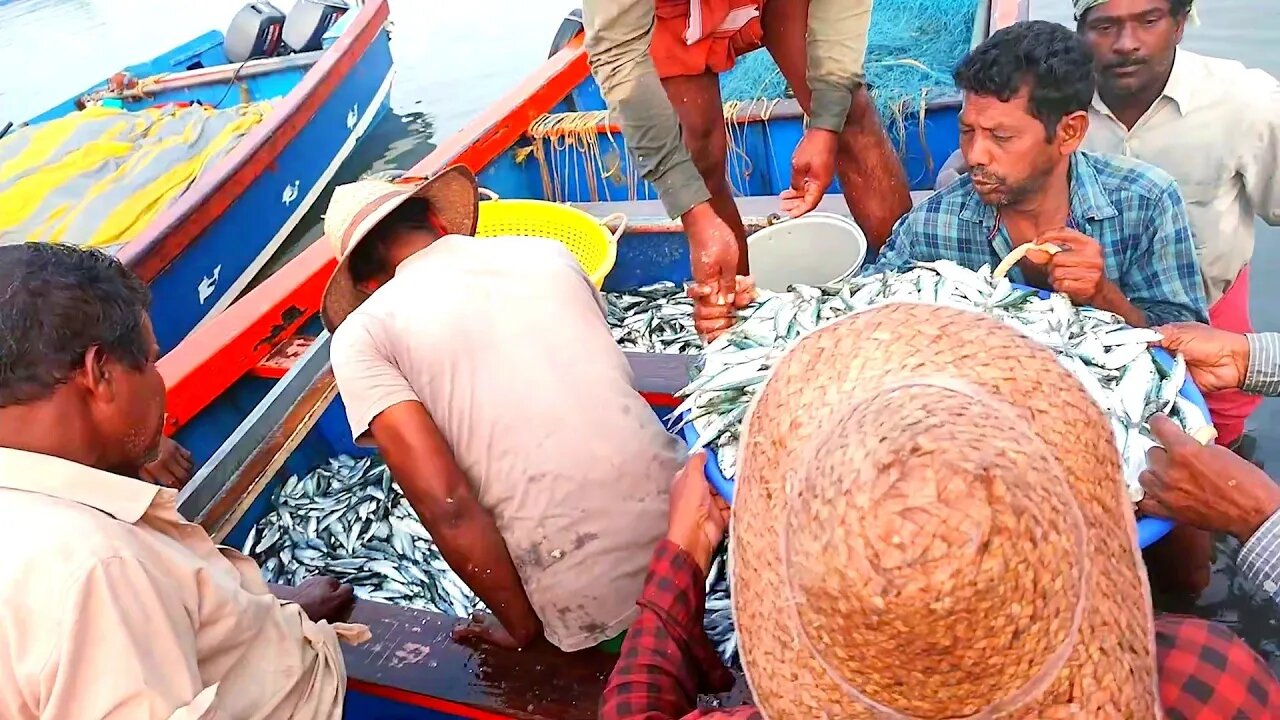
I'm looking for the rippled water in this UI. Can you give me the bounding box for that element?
[3,0,1279,673]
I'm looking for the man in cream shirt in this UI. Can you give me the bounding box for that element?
[0,243,368,719]
[1074,0,1280,596]
[1075,0,1280,451]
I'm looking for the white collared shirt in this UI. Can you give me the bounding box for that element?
[1084,48,1280,304]
[0,448,367,720]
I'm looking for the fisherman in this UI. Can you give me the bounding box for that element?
[322,168,685,653]
[1074,0,1280,456]
[581,0,913,328]
[0,243,367,719]
[1134,322,1280,605]
[865,21,1208,328]
[601,303,1280,719]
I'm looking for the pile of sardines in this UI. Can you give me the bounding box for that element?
[245,454,485,617]
[660,260,1213,504]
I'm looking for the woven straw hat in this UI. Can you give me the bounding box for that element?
[732,303,1160,718]
[320,165,479,331]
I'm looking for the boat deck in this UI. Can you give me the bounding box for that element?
[272,583,750,719]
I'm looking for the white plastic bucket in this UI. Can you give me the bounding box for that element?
[745,212,867,292]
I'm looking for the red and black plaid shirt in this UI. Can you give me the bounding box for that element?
[600,540,1280,720]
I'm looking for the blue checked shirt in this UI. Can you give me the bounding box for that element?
[863,151,1209,326]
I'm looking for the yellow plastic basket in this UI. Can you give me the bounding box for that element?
[473,189,625,289]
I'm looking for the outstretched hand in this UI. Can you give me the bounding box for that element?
[1138,415,1280,543]
[781,128,839,218]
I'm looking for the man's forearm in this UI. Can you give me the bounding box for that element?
[418,498,542,645]
[805,0,872,132]
[582,0,710,218]
[1244,332,1280,397]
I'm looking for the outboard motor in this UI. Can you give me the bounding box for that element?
[283,0,349,54]
[224,2,286,64]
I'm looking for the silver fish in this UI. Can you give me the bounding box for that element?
[247,455,487,617]
[666,260,1212,503]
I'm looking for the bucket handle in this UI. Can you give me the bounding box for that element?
[599,212,627,242]
[478,187,499,201]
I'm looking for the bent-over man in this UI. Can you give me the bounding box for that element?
[324,168,685,652]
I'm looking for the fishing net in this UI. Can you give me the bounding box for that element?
[717,0,980,134]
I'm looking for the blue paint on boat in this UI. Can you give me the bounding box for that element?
[15,3,394,353]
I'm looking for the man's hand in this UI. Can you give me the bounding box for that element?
[666,452,731,576]
[139,435,194,489]
[781,128,839,218]
[1155,323,1251,393]
[688,275,756,340]
[683,202,740,303]
[1030,228,1108,305]
[1139,415,1280,543]
[452,611,533,650]
[292,576,356,624]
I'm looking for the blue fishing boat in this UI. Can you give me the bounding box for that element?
[0,0,393,353]
[160,0,1208,716]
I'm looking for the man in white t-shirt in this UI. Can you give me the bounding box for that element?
[322,167,685,653]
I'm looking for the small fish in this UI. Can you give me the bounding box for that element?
[248,455,486,617]
[663,261,1213,513]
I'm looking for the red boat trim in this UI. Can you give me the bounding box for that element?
[160,36,589,430]
[347,680,515,720]
[118,0,391,282]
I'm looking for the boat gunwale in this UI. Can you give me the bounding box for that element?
[114,0,392,282]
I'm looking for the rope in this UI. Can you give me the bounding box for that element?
[525,102,783,204]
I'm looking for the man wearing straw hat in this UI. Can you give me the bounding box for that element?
[1074,0,1280,458]
[582,0,914,334]
[865,21,1207,330]
[601,303,1279,718]
[322,168,686,653]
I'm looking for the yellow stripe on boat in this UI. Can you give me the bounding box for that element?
[0,102,271,250]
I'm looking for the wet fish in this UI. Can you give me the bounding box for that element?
[246,454,486,617]
[605,281,702,354]
[671,260,1213,503]
[703,541,737,667]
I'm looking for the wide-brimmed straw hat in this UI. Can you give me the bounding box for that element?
[732,303,1160,718]
[320,165,479,331]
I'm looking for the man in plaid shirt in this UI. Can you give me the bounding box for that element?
[863,21,1207,328]
[600,455,1280,719]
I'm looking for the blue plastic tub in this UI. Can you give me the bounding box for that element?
[675,290,1208,550]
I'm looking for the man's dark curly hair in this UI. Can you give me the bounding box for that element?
[953,20,1096,141]
[0,243,151,407]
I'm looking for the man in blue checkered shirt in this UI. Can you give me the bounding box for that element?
[864,21,1208,327]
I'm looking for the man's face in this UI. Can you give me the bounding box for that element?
[959,90,1064,209]
[95,317,167,473]
[1081,0,1185,99]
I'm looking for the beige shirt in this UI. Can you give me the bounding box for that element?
[1084,49,1280,305]
[582,0,872,218]
[0,448,365,720]
[329,234,684,652]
